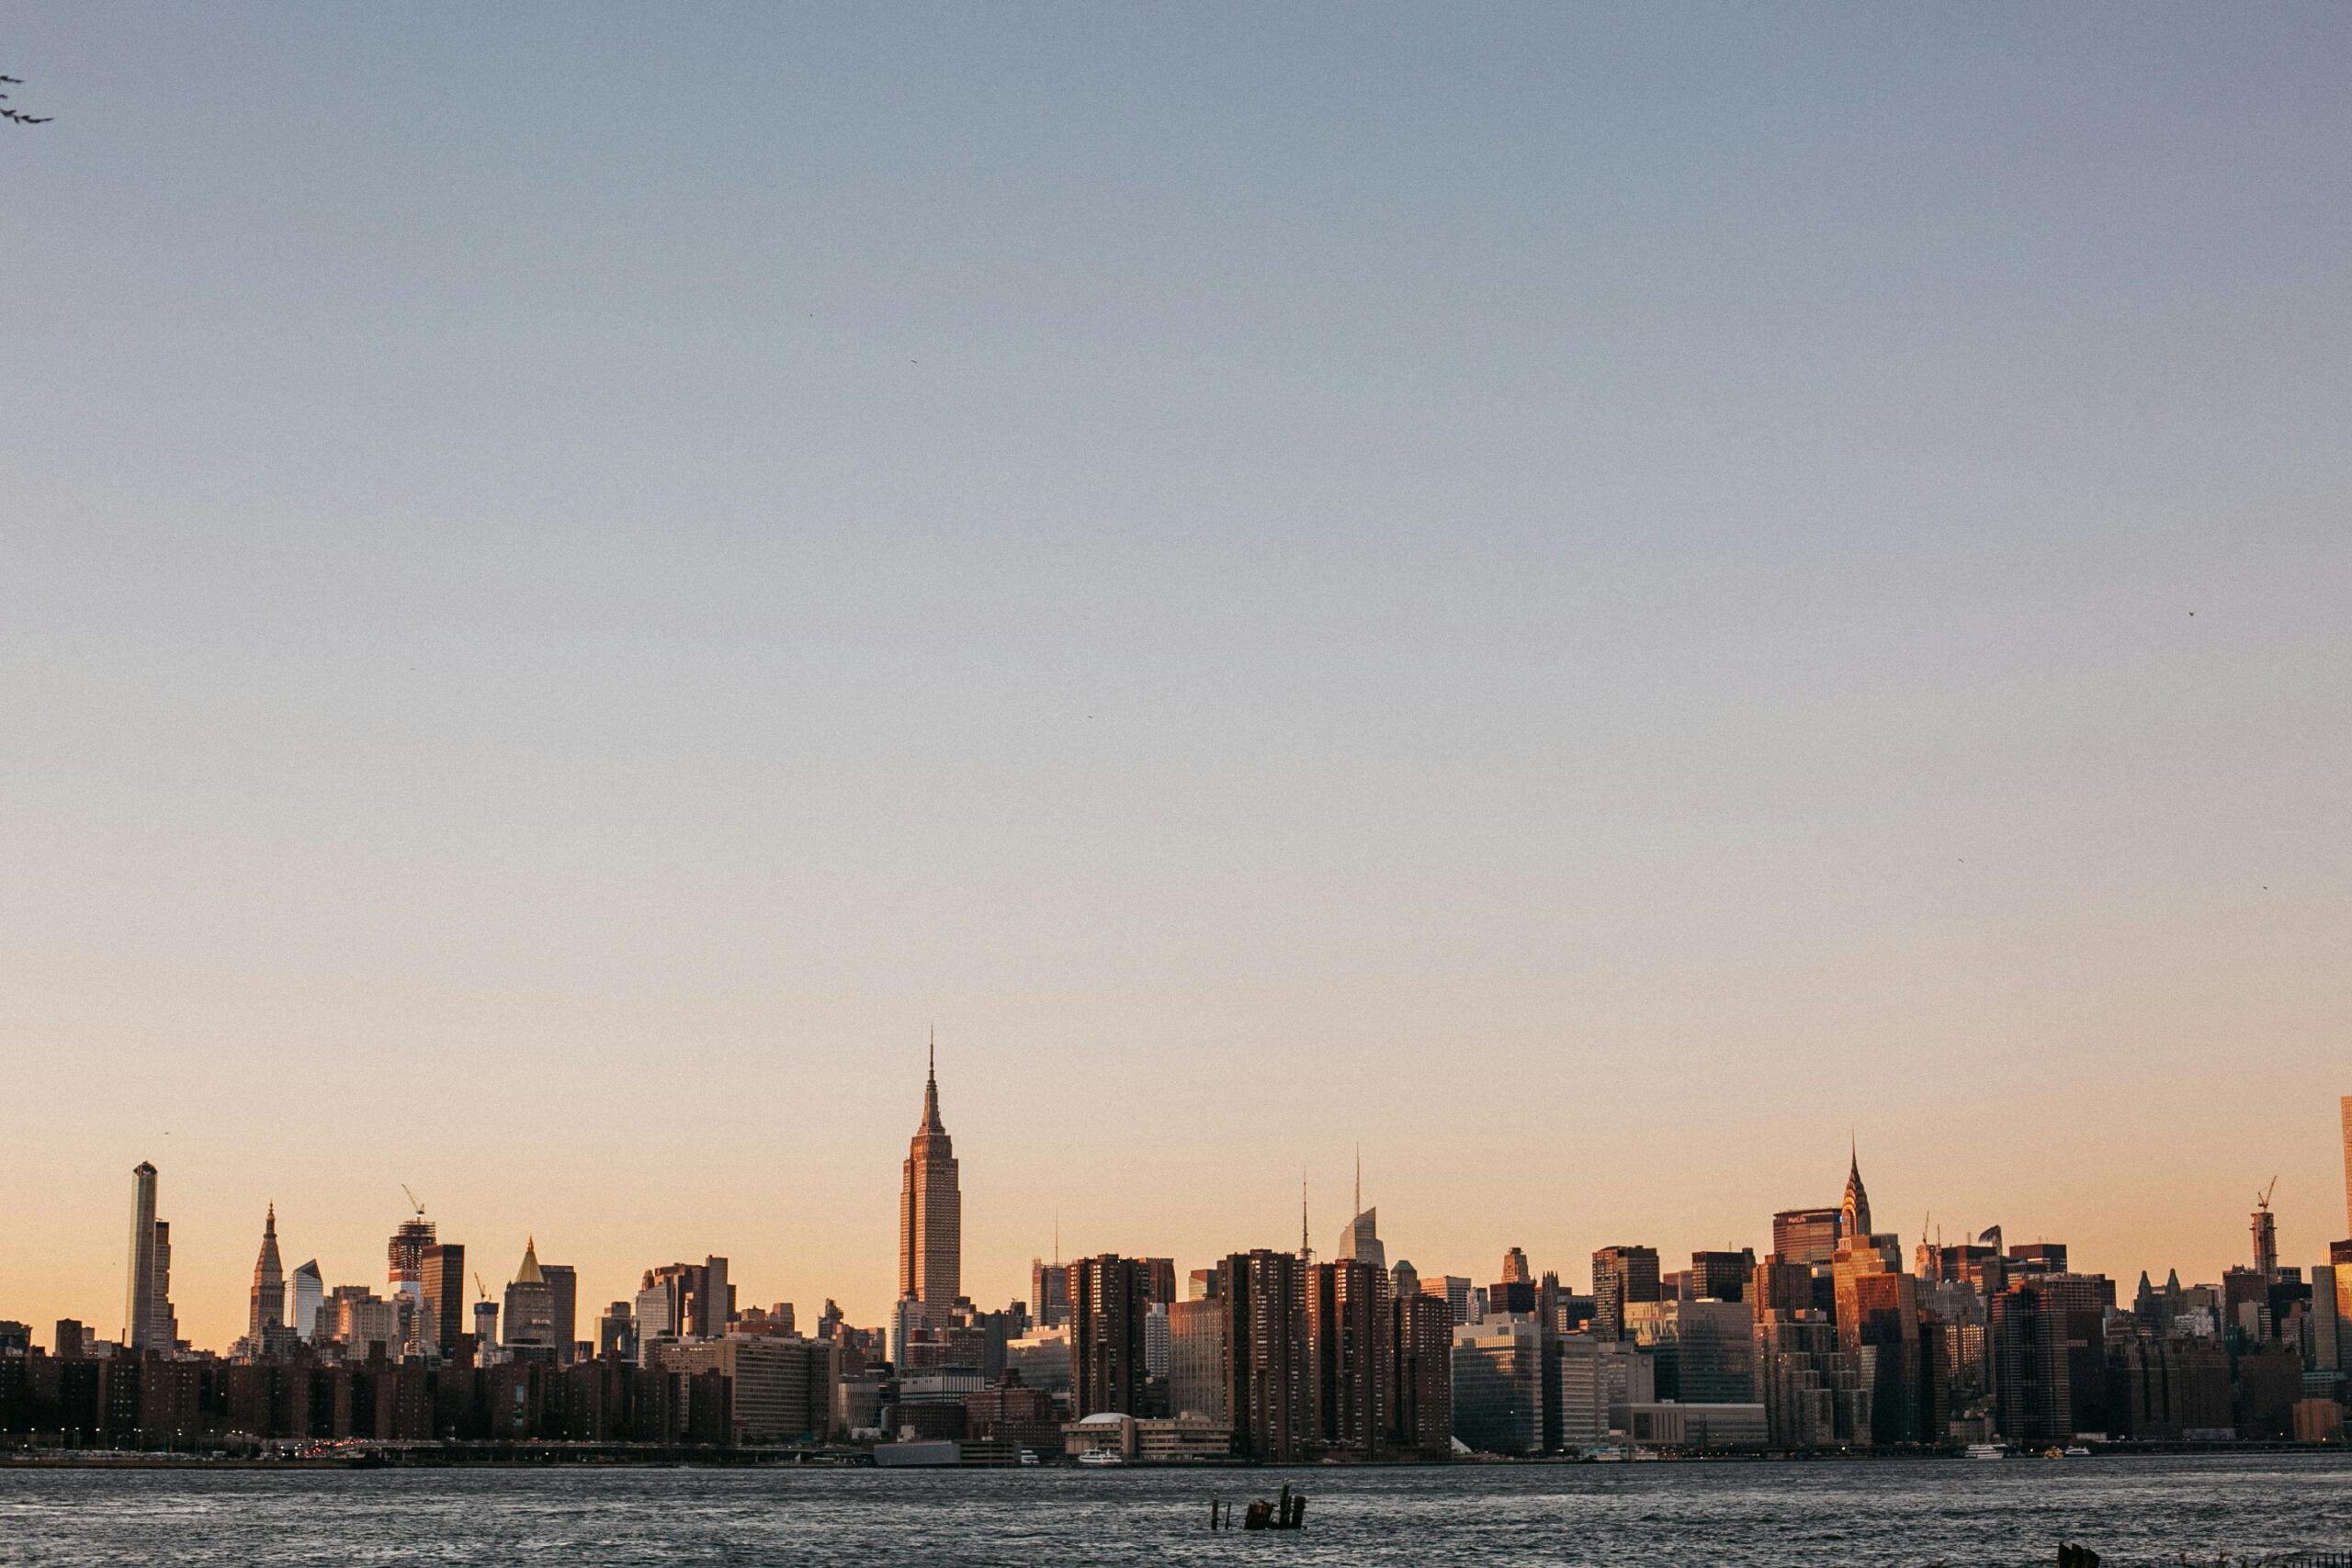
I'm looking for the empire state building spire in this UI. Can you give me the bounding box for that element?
[920,1026,944,1134]
[899,1035,962,1319]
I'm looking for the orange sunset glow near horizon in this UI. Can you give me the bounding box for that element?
[5,6,2349,1356]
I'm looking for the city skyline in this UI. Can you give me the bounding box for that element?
[10,1068,2348,1358]
[6,6,2350,1359]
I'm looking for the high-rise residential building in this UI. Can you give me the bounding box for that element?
[1432,1275,1475,1325]
[1169,1295,1228,1424]
[419,1242,467,1358]
[292,1260,323,1341]
[1391,1258,1420,1300]
[1067,1254,1151,1417]
[1031,1258,1070,1327]
[2251,1199,2279,1280]
[899,1042,962,1324]
[153,1221,178,1350]
[248,1205,286,1342]
[1389,1289,1453,1458]
[1139,1258,1177,1308]
[389,1216,435,1303]
[1220,1248,1309,1462]
[1990,1279,2071,1443]
[123,1161,173,1354]
[472,1299,499,1351]
[1772,1208,1842,1267]
[1306,1258,1391,1455]
[1592,1246,1662,1341]
[1145,1302,1170,1382]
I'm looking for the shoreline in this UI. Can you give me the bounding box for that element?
[4,1443,2345,1472]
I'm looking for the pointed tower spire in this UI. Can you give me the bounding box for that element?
[918,1032,944,1134]
[515,1235,544,1286]
[1354,1145,1363,1219]
[1840,1138,1872,1245]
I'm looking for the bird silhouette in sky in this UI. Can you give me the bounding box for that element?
[2,73,51,124]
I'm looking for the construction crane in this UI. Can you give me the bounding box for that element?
[401,1184,426,1221]
[473,1271,490,1302]
[2256,1175,2278,1213]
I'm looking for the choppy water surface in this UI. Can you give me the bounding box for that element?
[2,1454,2346,1566]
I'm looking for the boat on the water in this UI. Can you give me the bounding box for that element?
[1076,1450,1124,1467]
[1964,1442,2007,1461]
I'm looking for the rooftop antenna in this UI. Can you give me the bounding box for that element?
[1299,1168,1312,1263]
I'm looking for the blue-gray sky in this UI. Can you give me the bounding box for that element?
[4,4,2348,1348]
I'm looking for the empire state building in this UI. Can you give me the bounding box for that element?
[899,1042,962,1321]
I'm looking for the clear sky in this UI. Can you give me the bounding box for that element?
[3,4,2347,1352]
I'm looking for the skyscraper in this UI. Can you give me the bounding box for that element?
[1220,1248,1309,1462]
[122,1161,175,1354]
[503,1237,555,1349]
[1169,1294,1228,1423]
[1389,1289,1453,1458]
[1335,1153,1385,1270]
[899,1040,962,1322]
[292,1260,323,1341]
[1592,1246,1661,1341]
[389,1211,435,1354]
[1841,1144,1873,1246]
[1031,1257,1069,1327]
[1306,1257,1391,1454]
[543,1263,579,1360]
[420,1242,467,1357]
[247,1205,286,1341]
[2339,1093,2350,1239]
[1772,1208,1842,1266]
[1067,1253,1151,1417]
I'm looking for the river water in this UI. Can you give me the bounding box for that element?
[2,1453,2346,1566]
